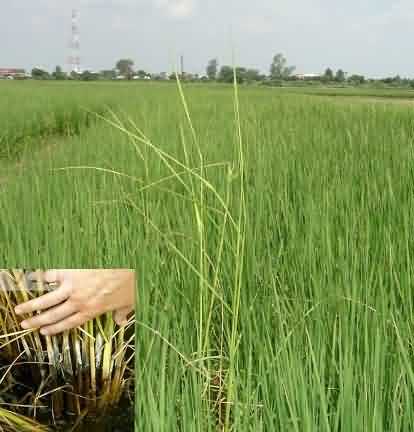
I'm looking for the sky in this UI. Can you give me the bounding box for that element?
[1,0,413,78]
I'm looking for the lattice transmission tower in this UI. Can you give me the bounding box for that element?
[68,9,81,74]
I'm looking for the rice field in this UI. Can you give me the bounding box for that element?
[279,86,414,99]
[1,80,414,431]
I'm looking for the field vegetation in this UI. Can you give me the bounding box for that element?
[279,86,414,99]
[1,80,414,431]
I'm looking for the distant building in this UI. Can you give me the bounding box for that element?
[0,68,26,79]
[294,73,322,80]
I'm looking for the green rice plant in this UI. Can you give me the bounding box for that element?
[0,81,116,162]
[78,71,249,430]
[0,269,134,427]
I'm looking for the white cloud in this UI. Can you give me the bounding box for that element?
[154,0,196,19]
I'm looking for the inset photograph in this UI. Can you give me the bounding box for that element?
[0,269,135,432]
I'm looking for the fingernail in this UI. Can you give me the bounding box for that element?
[20,321,28,329]
[40,328,48,335]
[14,307,22,314]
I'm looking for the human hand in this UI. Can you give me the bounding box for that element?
[14,269,135,336]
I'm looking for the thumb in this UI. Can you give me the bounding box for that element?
[113,306,134,326]
[27,269,61,285]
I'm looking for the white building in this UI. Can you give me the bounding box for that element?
[294,73,322,80]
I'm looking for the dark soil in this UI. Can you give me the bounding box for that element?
[56,398,134,432]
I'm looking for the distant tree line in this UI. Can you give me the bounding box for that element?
[21,55,414,89]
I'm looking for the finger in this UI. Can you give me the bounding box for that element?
[27,270,42,282]
[20,301,77,330]
[113,306,134,326]
[27,270,60,284]
[113,307,129,326]
[40,312,88,336]
[14,284,71,315]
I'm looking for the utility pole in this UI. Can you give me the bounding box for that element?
[180,55,185,79]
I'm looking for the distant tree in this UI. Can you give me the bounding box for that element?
[100,69,116,80]
[323,68,334,82]
[382,75,409,86]
[185,73,197,81]
[80,70,98,81]
[116,59,135,79]
[150,73,168,81]
[135,69,146,78]
[52,65,66,80]
[400,77,410,86]
[31,68,49,80]
[217,66,231,82]
[381,77,391,84]
[206,58,219,80]
[235,67,247,83]
[70,71,80,80]
[392,75,402,85]
[270,53,295,80]
[348,74,365,85]
[244,68,265,82]
[217,66,246,84]
[335,69,346,82]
